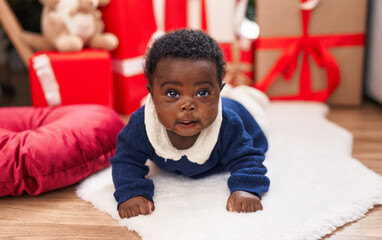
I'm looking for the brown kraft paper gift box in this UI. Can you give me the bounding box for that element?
[255,0,368,106]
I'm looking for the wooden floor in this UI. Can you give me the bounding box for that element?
[324,101,382,240]
[0,71,382,239]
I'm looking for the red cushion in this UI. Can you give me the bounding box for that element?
[0,105,124,196]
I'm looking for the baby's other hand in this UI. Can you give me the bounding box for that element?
[118,196,155,219]
[226,190,263,213]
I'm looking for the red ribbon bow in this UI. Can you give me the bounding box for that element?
[255,0,365,101]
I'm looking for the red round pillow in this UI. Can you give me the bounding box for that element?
[0,105,124,196]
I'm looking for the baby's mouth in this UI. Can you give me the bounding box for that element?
[178,120,197,128]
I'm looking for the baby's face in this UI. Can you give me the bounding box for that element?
[149,58,221,138]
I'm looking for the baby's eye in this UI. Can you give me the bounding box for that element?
[197,89,210,98]
[166,90,179,98]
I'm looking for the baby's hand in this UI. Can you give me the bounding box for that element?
[226,191,263,213]
[118,196,155,219]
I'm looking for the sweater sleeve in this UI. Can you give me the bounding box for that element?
[220,112,270,199]
[110,108,155,208]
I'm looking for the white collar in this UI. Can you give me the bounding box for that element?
[144,94,222,165]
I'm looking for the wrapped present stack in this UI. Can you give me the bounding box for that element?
[100,0,158,114]
[254,0,368,106]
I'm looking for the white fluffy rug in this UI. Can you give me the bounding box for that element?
[76,102,382,240]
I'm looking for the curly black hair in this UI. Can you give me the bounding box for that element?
[144,29,226,85]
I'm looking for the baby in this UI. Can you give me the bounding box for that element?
[111,29,270,219]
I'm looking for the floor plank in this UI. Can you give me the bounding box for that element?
[323,100,382,240]
[0,186,141,240]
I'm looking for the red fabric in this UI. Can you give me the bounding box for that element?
[0,105,124,196]
[254,0,365,101]
[29,49,114,107]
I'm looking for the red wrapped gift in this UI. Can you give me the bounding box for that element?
[100,0,157,114]
[29,49,114,108]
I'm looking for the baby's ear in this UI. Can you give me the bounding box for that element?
[220,82,226,91]
[146,84,152,94]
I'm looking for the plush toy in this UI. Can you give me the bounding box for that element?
[21,0,118,52]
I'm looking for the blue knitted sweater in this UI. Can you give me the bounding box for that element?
[111,98,270,207]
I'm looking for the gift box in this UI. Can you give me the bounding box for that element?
[100,0,157,114]
[254,0,367,105]
[29,49,114,107]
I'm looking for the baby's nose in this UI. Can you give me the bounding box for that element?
[180,97,196,111]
